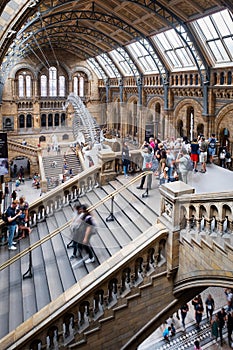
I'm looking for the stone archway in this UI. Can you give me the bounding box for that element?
[10,156,31,179]
[215,103,233,151]
[174,99,203,139]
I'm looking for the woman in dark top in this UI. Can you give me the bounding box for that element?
[190,138,199,172]
[11,190,17,201]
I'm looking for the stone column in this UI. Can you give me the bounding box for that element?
[158,181,195,278]
[98,149,117,186]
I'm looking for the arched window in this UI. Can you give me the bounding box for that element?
[41,114,46,127]
[73,74,86,97]
[18,72,32,98]
[227,71,232,85]
[61,113,66,126]
[48,113,53,127]
[41,75,47,97]
[79,76,84,97]
[180,75,183,85]
[26,114,32,128]
[19,75,24,97]
[213,72,217,85]
[55,113,59,126]
[73,77,78,95]
[59,76,65,97]
[49,67,57,97]
[190,74,193,85]
[220,72,225,85]
[26,75,31,97]
[19,114,25,128]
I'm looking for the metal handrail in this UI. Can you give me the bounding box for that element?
[0,171,152,271]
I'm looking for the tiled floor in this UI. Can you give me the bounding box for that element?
[138,287,232,349]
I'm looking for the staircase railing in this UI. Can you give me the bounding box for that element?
[8,139,39,156]
[0,169,152,271]
[0,168,167,350]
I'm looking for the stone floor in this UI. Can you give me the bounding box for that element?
[138,287,232,349]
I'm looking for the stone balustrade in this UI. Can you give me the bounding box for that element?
[159,181,233,237]
[8,139,39,156]
[1,225,168,350]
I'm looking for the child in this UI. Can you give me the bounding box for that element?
[170,323,176,336]
[163,326,171,342]
[159,166,169,185]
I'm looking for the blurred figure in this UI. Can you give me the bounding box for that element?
[121,142,130,178]
[205,294,215,321]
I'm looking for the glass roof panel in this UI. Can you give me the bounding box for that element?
[127,41,159,73]
[87,59,105,79]
[224,37,233,57]
[96,55,118,78]
[208,40,230,61]
[194,9,233,66]
[176,48,193,66]
[212,11,233,36]
[195,17,218,40]
[109,50,133,76]
[153,29,196,70]
[166,51,181,67]
[155,32,171,51]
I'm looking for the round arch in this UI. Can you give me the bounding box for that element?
[174,99,203,140]
[9,63,37,80]
[215,103,233,149]
[71,65,93,81]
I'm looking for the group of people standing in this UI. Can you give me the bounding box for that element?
[122,133,232,189]
[5,195,31,251]
[162,289,233,349]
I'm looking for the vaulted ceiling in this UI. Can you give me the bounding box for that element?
[0,0,232,76]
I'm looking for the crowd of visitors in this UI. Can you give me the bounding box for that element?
[161,288,233,348]
[121,133,231,188]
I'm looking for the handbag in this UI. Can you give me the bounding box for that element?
[220,152,226,159]
[145,162,152,169]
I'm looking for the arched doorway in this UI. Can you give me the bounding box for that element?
[177,120,183,138]
[186,106,194,141]
[197,123,204,137]
[10,156,31,179]
[219,127,230,148]
[155,103,161,138]
[145,113,153,142]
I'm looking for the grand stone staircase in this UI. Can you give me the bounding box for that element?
[42,153,82,190]
[1,167,233,349]
[0,175,159,342]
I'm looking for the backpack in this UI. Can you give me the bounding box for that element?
[184,155,193,171]
[209,138,216,149]
[220,150,226,159]
[1,210,8,223]
[201,141,208,152]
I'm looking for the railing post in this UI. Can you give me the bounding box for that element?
[158,181,195,278]
[23,250,33,279]
[106,196,115,222]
